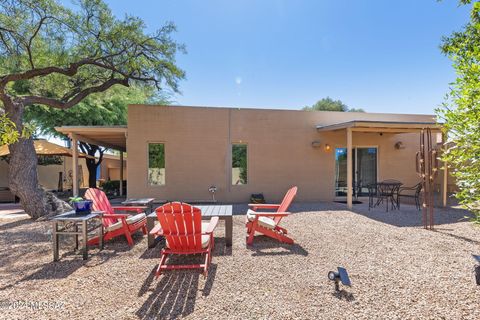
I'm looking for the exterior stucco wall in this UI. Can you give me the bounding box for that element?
[99,157,126,181]
[0,157,88,191]
[127,105,439,203]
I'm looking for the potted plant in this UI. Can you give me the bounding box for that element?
[69,197,93,214]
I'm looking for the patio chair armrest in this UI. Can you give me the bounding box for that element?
[204,216,219,234]
[112,206,147,213]
[253,212,290,218]
[248,203,281,210]
[102,213,130,219]
[150,224,163,235]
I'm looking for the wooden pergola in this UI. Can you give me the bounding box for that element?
[316,120,445,209]
[55,126,127,197]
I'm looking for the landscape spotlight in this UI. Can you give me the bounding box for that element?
[328,267,351,291]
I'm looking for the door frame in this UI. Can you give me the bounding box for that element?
[333,145,379,200]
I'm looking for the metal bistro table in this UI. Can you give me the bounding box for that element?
[52,211,104,261]
[369,180,403,212]
[146,204,233,248]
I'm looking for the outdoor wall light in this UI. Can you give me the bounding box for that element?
[324,144,331,152]
[394,141,405,150]
[208,185,217,202]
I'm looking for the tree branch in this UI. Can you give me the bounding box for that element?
[26,16,50,69]
[22,77,129,109]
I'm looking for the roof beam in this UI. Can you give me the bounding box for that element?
[351,127,442,133]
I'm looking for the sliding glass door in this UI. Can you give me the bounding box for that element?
[335,147,377,197]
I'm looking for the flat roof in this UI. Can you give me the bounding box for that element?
[55,126,127,151]
[316,120,442,133]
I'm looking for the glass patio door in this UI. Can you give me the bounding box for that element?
[335,147,377,197]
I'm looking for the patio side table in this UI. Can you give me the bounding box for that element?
[121,198,157,214]
[146,204,233,248]
[51,211,104,261]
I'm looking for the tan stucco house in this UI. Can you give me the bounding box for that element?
[56,105,449,208]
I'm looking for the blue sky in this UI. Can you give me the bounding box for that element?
[100,0,469,114]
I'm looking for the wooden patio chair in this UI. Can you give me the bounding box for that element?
[84,188,147,246]
[246,186,298,245]
[150,202,219,278]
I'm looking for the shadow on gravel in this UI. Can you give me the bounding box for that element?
[345,202,472,228]
[433,230,480,245]
[0,218,33,231]
[136,264,217,320]
[332,290,355,302]
[247,238,308,257]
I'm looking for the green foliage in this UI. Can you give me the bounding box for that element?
[69,197,84,204]
[100,180,126,195]
[0,0,185,106]
[437,0,480,223]
[303,97,365,112]
[0,113,19,144]
[24,85,156,137]
[0,113,33,144]
[232,144,247,184]
[148,143,165,169]
[37,155,63,166]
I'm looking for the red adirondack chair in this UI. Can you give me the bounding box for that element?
[84,188,147,246]
[246,186,298,245]
[150,202,219,278]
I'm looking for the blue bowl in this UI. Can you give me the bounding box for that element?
[74,200,93,214]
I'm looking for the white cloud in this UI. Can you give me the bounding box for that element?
[235,76,242,85]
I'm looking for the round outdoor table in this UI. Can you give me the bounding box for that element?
[370,181,403,212]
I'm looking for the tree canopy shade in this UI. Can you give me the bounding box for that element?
[25,85,158,187]
[302,97,365,112]
[0,0,185,218]
[438,0,480,222]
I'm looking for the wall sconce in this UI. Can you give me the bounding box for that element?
[394,141,405,150]
[311,140,322,148]
[324,144,331,152]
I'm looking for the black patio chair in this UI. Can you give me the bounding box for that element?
[398,182,423,210]
[367,183,378,210]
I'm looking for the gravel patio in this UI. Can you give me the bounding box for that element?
[1,202,479,319]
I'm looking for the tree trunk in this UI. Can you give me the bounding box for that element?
[86,159,97,188]
[79,142,104,188]
[5,101,47,218]
[4,101,69,219]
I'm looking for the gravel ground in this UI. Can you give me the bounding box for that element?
[1,202,479,320]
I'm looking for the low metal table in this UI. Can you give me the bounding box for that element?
[51,211,104,261]
[121,198,157,214]
[146,204,233,248]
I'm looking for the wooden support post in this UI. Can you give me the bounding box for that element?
[71,134,79,197]
[347,128,353,209]
[119,151,124,197]
[443,160,448,207]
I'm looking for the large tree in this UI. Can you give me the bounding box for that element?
[302,97,365,112]
[438,0,480,222]
[0,0,184,218]
[25,85,159,188]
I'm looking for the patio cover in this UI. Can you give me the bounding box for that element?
[55,126,127,152]
[54,126,127,197]
[316,120,442,133]
[0,139,93,158]
[316,120,445,209]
